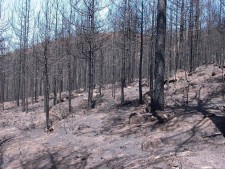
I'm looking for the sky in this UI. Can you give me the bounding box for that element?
[0,0,110,51]
[2,0,222,51]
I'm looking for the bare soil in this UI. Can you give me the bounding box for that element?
[1,65,225,169]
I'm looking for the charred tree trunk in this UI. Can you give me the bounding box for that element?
[88,48,94,109]
[150,1,156,94]
[189,0,194,73]
[53,76,57,105]
[99,50,104,96]
[139,0,144,104]
[112,54,116,99]
[43,44,50,129]
[179,0,184,70]
[68,56,72,112]
[151,0,166,112]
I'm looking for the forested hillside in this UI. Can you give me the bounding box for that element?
[0,0,224,113]
[1,0,225,168]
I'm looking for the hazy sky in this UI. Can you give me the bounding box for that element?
[0,0,109,50]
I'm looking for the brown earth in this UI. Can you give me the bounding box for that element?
[1,64,225,169]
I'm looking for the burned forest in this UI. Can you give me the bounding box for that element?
[1,0,225,168]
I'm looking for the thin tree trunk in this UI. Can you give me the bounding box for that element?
[139,0,144,104]
[88,49,94,109]
[68,56,72,112]
[189,0,194,73]
[150,1,156,95]
[121,48,126,104]
[43,44,50,129]
[179,0,184,70]
[99,50,104,96]
[112,55,116,99]
[53,76,57,105]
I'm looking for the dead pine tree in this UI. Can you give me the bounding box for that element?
[0,46,5,111]
[121,0,130,105]
[151,0,167,121]
[188,0,194,73]
[37,1,53,130]
[63,3,73,113]
[138,0,144,105]
[75,0,106,109]
[19,0,31,112]
[150,0,156,99]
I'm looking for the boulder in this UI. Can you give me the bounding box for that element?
[154,111,172,123]
[144,114,157,122]
[129,113,145,124]
[142,136,163,151]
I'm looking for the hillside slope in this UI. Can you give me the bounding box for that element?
[1,65,225,169]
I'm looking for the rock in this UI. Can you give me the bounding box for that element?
[142,114,157,122]
[49,105,70,121]
[142,136,163,151]
[172,160,182,169]
[155,111,170,123]
[129,113,145,124]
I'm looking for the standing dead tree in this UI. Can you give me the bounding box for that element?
[151,0,167,114]
[75,0,108,109]
[37,0,54,129]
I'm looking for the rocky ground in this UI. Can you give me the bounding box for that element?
[1,64,225,169]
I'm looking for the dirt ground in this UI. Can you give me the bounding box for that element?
[1,64,225,169]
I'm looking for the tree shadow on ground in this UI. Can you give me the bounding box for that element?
[193,84,225,136]
[0,134,192,169]
[1,144,90,169]
[90,154,172,169]
[144,75,225,156]
[116,99,140,109]
[195,97,225,136]
[167,75,225,137]
[0,136,14,169]
[1,133,161,169]
[98,98,152,137]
